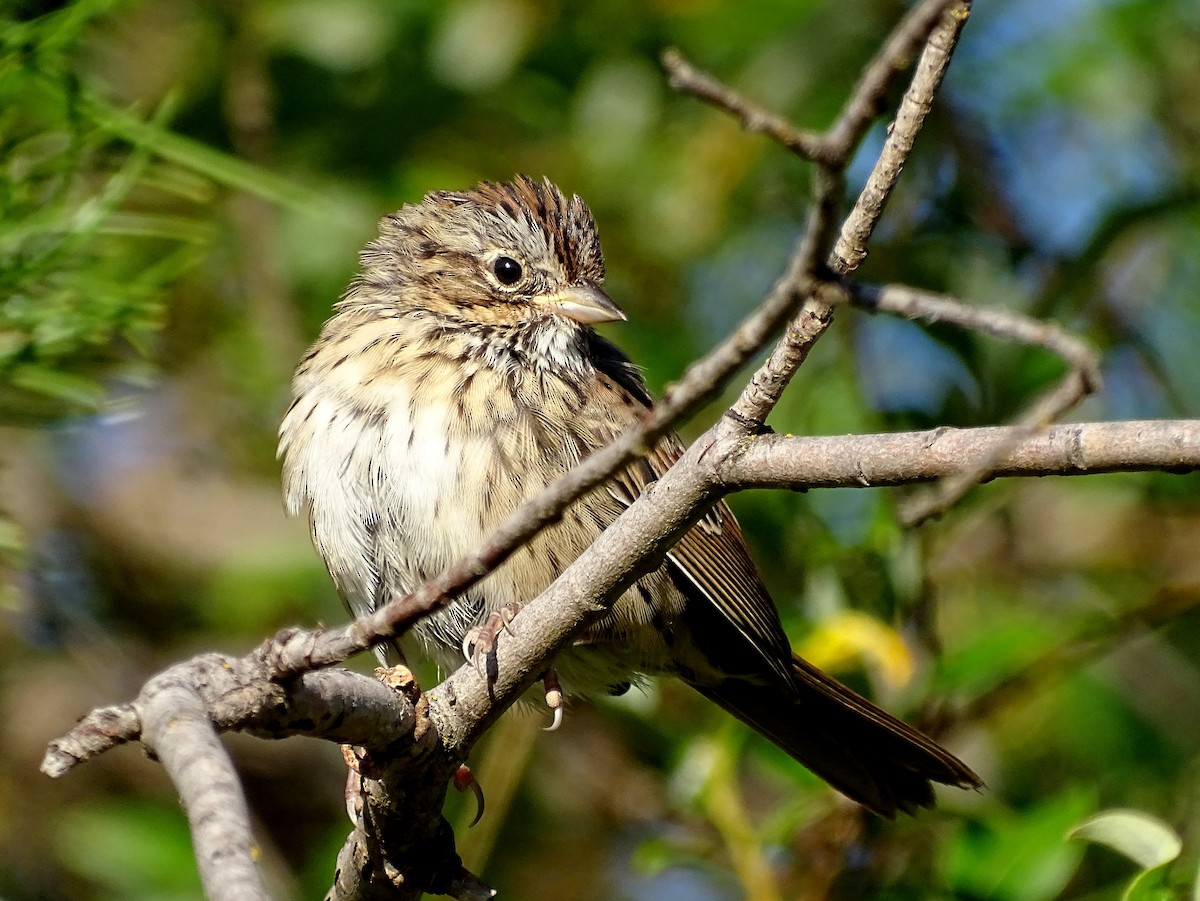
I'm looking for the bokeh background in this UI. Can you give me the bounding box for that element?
[4,0,1200,898]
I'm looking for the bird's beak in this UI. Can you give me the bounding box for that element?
[536,282,626,324]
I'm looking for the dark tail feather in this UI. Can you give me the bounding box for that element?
[693,655,982,818]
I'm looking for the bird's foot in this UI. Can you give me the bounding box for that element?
[461,604,521,675]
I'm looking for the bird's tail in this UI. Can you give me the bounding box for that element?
[693,655,981,818]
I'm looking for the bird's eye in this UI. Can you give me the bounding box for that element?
[492,256,523,286]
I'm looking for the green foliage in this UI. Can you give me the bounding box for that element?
[942,791,1094,901]
[0,1,316,423]
[1069,809,1189,901]
[2,7,172,419]
[55,800,205,901]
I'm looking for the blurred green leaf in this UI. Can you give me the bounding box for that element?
[1068,809,1181,872]
[8,363,106,407]
[1124,872,1176,901]
[941,791,1095,901]
[81,95,321,212]
[1069,809,1182,901]
[631,834,684,876]
[55,801,203,901]
[936,612,1061,697]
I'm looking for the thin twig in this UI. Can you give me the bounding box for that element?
[843,281,1103,524]
[729,4,972,426]
[43,658,417,777]
[661,0,958,168]
[850,282,1098,371]
[725,168,841,425]
[823,0,961,160]
[832,0,972,274]
[661,48,829,162]
[41,703,141,777]
[899,372,1091,526]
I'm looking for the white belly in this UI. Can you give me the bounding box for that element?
[280,354,687,694]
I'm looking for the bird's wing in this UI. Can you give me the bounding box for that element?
[585,332,794,683]
[610,436,796,684]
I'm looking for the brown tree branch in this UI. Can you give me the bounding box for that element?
[40,703,141,777]
[139,668,269,901]
[662,47,829,162]
[45,410,1200,900]
[44,656,491,896]
[719,421,1200,490]
[731,1,973,426]
[849,282,1098,371]
[832,0,971,274]
[823,0,965,161]
[327,829,496,901]
[43,656,419,776]
[423,417,1200,761]
[662,0,959,167]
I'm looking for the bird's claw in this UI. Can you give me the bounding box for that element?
[461,604,522,674]
[342,746,365,826]
[454,763,486,827]
[543,669,564,731]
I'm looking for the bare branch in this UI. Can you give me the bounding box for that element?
[428,414,1200,758]
[832,0,972,274]
[327,831,402,901]
[139,669,269,901]
[327,830,496,901]
[823,0,964,161]
[843,281,1103,524]
[730,4,973,426]
[41,703,141,777]
[719,421,1200,490]
[41,653,483,900]
[849,282,1098,373]
[43,655,419,778]
[661,0,959,168]
[898,371,1091,526]
[661,48,829,162]
[727,169,842,425]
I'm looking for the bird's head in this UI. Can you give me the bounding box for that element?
[353,175,624,330]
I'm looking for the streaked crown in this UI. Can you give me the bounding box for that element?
[349,176,607,326]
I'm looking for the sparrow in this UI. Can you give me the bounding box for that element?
[278,175,981,817]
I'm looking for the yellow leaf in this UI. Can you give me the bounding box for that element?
[796,611,915,689]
